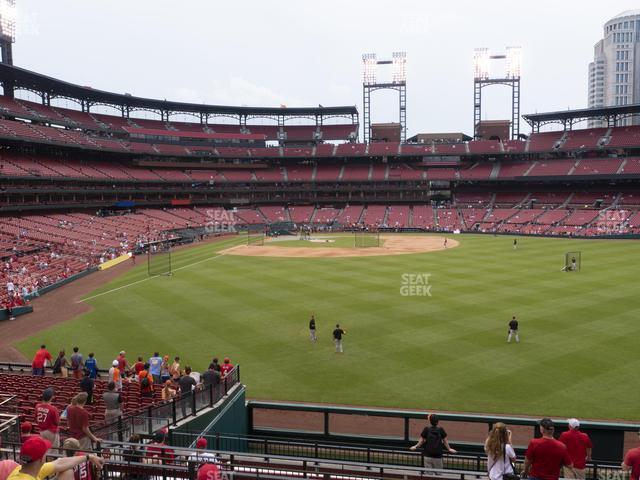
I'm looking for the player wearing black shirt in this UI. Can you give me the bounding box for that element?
[333,324,346,353]
[309,315,317,343]
[507,316,520,343]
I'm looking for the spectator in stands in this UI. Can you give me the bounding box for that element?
[66,392,102,450]
[523,418,573,480]
[31,345,52,376]
[103,381,123,428]
[622,433,640,480]
[148,352,162,384]
[35,388,60,450]
[160,355,171,384]
[145,430,175,465]
[138,363,154,398]
[133,356,145,377]
[70,347,84,380]
[6,436,104,480]
[170,356,181,380]
[189,366,202,385]
[122,434,145,476]
[19,422,34,443]
[410,413,457,470]
[79,369,94,405]
[0,459,19,480]
[161,380,177,401]
[220,358,233,378]
[196,463,220,480]
[108,360,122,391]
[116,351,129,378]
[210,357,221,374]
[52,350,69,378]
[559,419,592,479]
[60,438,96,480]
[485,422,516,480]
[202,363,221,389]
[179,367,198,417]
[84,353,98,379]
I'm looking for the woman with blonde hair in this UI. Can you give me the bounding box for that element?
[485,422,517,480]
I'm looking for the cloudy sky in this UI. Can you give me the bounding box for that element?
[12,1,640,136]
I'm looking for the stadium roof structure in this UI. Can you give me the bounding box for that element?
[523,104,640,132]
[0,63,358,121]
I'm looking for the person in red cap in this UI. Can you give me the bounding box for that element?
[220,358,233,378]
[35,388,60,450]
[7,436,104,480]
[19,423,34,444]
[197,463,220,480]
[31,345,51,377]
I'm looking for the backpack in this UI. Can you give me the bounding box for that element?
[423,427,443,456]
[140,374,150,389]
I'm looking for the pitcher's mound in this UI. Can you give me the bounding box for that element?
[221,235,459,258]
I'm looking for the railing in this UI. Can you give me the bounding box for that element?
[1,439,490,480]
[248,400,640,462]
[169,431,624,480]
[0,394,18,414]
[93,365,241,441]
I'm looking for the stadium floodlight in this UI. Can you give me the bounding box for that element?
[473,48,490,80]
[362,53,377,85]
[506,46,522,79]
[392,51,407,84]
[0,0,16,42]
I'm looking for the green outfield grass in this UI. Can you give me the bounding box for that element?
[16,234,640,420]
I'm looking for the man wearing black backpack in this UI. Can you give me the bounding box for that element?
[410,413,457,470]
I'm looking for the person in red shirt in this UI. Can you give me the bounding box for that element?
[31,345,52,376]
[35,388,60,449]
[61,437,96,480]
[133,356,145,376]
[623,434,640,480]
[559,418,593,479]
[66,392,101,451]
[145,430,175,464]
[20,421,34,443]
[117,351,129,378]
[524,418,574,480]
[220,357,233,378]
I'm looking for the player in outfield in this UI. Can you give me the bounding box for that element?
[333,324,346,353]
[507,316,520,343]
[309,315,317,343]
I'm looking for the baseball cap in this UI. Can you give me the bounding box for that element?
[112,360,119,367]
[539,418,555,430]
[20,436,51,463]
[153,431,166,443]
[197,463,220,480]
[196,437,207,449]
[119,351,126,355]
[20,421,32,433]
[42,388,54,401]
[568,418,580,429]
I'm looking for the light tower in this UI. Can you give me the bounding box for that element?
[0,0,15,65]
[362,52,407,143]
[473,46,521,140]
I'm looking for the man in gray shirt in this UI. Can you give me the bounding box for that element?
[103,381,123,434]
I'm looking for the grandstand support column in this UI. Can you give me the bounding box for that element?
[363,86,371,143]
[473,79,482,139]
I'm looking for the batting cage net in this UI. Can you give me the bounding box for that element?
[354,230,380,248]
[247,229,265,246]
[147,241,173,276]
[563,251,581,272]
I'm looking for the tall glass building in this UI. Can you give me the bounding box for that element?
[588,10,640,126]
